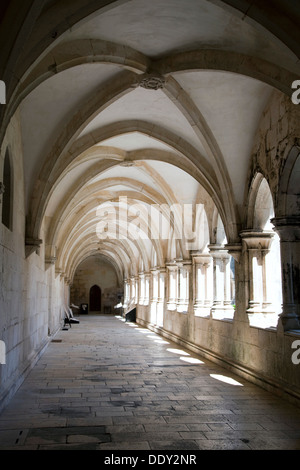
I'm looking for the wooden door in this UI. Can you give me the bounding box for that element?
[89,285,101,311]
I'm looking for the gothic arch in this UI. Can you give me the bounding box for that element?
[247,172,275,230]
[242,173,282,327]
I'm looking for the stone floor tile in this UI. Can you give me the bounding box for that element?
[0,315,300,450]
[149,440,200,450]
[197,439,251,450]
[99,441,151,450]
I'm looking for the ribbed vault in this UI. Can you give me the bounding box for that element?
[1,0,298,289]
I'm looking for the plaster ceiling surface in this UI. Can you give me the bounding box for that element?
[77,86,207,158]
[174,70,274,204]
[20,63,123,205]
[141,160,201,204]
[45,158,101,217]
[62,0,297,68]
[96,133,180,152]
[46,159,201,219]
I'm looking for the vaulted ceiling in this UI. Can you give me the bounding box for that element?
[0,0,299,281]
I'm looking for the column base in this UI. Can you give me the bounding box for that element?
[279,312,300,332]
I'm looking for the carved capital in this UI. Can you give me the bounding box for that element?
[25,238,43,258]
[240,230,274,251]
[225,243,242,262]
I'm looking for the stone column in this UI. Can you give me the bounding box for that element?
[208,244,234,320]
[223,256,233,308]
[176,261,191,313]
[138,273,144,306]
[192,253,212,317]
[123,279,130,310]
[130,276,136,304]
[144,272,150,306]
[166,264,177,311]
[271,217,300,331]
[157,268,166,327]
[240,231,275,326]
[150,268,159,325]
[134,276,139,305]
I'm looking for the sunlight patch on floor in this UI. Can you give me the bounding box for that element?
[210,374,243,386]
[179,356,204,364]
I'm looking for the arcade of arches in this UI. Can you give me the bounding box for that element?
[0,0,300,412]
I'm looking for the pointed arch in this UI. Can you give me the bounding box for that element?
[89,285,101,311]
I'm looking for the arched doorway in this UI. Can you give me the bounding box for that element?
[89,285,101,312]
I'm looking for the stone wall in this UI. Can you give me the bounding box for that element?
[70,255,123,314]
[136,91,300,406]
[246,89,300,206]
[0,112,66,412]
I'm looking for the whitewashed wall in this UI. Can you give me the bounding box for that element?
[0,113,66,411]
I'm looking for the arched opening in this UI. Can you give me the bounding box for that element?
[242,174,282,328]
[2,149,13,230]
[272,146,300,331]
[89,285,101,312]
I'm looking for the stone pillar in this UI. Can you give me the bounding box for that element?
[271,217,300,331]
[240,230,277,326]
[134,276,139,304]
[150,268,159,325]
[123,279,130,310]
[176,261,191,313]
[223,256,233,308]
[130,276,136,304]
[192,253,212,317]
[240,231,274,309]
[208,244,234,320]
[144,272,150,306]
[157,268,166,327]
[138,273,144,305]
[166,264,177,311]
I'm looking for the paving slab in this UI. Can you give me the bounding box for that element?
[0,314,300,451]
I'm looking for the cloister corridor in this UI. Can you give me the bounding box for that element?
[1,0,300,456]
[0,314,300,451]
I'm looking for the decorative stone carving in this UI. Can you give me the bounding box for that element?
[208,244,234,320]
[139,73,165,90]
[192,252,212,317]
[240,230,278,328]
[225,243,242,263]
[25,238,43,258]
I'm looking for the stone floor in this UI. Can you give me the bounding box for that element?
[0,314,300,451]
